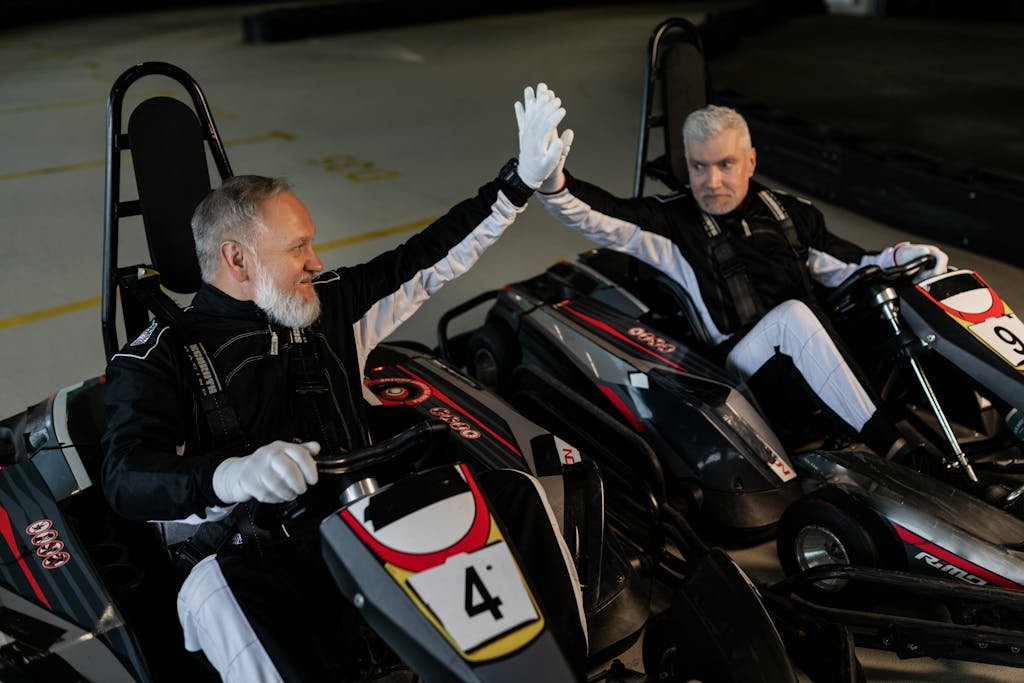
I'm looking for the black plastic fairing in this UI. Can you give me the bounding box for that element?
[901,283,1024,412]
[799,449,1024,549]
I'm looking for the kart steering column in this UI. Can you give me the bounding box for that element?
[875,285,978,483]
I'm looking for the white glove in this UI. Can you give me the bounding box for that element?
[514,82,568,189]
[212,440,320,505]
[893,242,949,282]
[539,128,574,194]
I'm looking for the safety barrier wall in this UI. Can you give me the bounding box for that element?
[713,88,1024,268]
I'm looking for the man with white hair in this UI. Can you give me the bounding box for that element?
[100,83,585,681]
[534,102,950,462]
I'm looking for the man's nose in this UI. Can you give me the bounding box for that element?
[307,248,324,273]
[707,166,722,187]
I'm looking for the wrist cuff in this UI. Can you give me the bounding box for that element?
[497,158,533,207]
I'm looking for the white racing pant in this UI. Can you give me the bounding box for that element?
[725,299,877,432]
[177,554,282,683]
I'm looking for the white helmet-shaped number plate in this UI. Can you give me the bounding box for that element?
[408,541,538,652]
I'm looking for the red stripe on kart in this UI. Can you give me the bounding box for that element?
[597,385,646,433]
[0,505,51,609]
[559,304,687,373]
[893,522,1021,589]
[340,463,491,572]
[397,365,522,458]
[916,272,1003,324]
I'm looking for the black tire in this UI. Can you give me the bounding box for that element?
[465,321,520,392]
[776,488,891,595]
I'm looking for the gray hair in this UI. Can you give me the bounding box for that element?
[682,104,752,151]
[191,175,292,281]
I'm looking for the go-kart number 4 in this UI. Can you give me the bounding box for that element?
[407,541,538,652]
[970,313,1024,368]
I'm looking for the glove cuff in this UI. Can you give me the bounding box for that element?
[538,170,567,195]
[497,157,534,206]
[212,456,242,505]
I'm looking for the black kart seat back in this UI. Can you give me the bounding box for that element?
[634,17,710,196]
[102,61,234,360]
[127,97,211,294]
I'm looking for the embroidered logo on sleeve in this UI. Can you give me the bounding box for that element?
[130,320,159,346]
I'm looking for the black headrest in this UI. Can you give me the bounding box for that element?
[127,97,210,294]
[662,41,709,187]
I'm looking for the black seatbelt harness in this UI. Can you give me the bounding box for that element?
[702,189,812,330]
[757,190,817,302]
[126,268,250,449]
[702,213,763,328]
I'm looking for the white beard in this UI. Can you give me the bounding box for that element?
[252,259,321,329]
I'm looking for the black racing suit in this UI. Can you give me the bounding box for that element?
[102,175,531,523]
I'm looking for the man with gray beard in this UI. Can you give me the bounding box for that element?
[100,83,582,681]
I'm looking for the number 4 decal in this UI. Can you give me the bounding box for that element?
[465,566,503,619]
[406,542,539,653]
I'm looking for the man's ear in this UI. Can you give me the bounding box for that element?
[220,240,250,283]
[749,146,757,176]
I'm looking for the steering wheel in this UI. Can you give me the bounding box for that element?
[316,420,450,476]
[824,253,936,314]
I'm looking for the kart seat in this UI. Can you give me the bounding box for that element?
[634,17,710,196]
[103,62,233,360]
[127,96,209,294]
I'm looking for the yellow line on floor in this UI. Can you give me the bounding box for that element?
[0,96,104,115]
[0,296,102,330]
[0,159,104,181]
[0,130,297,182]
[0,216,436,331]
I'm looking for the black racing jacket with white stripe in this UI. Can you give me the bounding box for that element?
[101,176,529,522]
[538,172,903,347]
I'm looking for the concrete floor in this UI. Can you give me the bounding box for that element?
[2,3,1023,680]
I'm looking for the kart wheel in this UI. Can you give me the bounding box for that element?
[466,321,520,391]
[776,489,889,593]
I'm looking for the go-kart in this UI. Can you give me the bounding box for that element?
[437,246,1024,673]
[436,252,801,543]
[0,60,828,682]
[0,379,595,681]
[629,17,1024,504]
